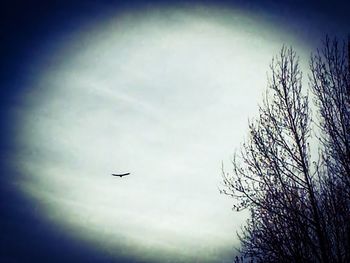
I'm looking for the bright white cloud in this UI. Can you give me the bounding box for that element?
[15,4,310,262]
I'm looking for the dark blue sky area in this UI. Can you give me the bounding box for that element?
[0,0,349,262]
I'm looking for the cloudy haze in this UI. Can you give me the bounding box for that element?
[1,1,349,262]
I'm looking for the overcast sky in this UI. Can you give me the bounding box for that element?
[1,1,349,262]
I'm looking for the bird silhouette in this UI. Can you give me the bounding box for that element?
[112,173,130,177]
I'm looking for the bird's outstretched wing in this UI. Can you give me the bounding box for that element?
[112,173,130,177]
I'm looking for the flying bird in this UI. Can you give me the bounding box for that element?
[112,173,130,177]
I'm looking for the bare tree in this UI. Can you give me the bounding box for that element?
[221,41,350,262]
[223,37,350,262]
[310,37,350,192]
[310,36,350,262]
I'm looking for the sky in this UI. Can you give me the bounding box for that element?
[0,0,349,262]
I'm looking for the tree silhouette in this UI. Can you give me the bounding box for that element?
[222,37,350,263]
[310,36,350,262]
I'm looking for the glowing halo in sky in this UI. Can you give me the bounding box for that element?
[13,3,311,262]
